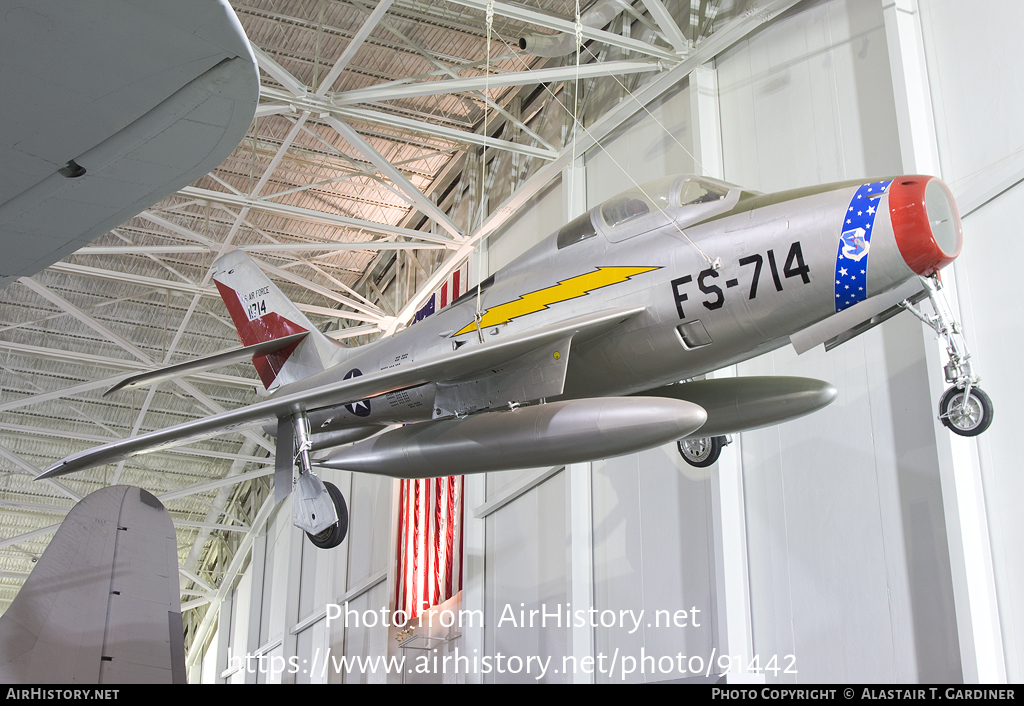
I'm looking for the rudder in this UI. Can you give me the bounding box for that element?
[211,250,346,390]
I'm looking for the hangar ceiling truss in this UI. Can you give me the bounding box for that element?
[0,0,797,648]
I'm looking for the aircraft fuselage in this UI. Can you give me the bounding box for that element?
[282,174,958,434]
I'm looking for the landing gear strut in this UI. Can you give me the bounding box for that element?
[677,435,729,467]
[901,275,994,437]
[288,413,348,548]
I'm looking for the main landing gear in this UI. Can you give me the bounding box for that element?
[677,435,730,467]
[288,413,349,549]
[901,275,994,437]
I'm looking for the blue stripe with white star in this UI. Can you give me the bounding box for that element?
[834,179,893,312]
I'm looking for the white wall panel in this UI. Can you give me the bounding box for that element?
[592,444,715,683]
[483,472,567,683]
[260,503,290,652]
[919,0,1024,185]
[346,471,391,583]
[585,82,696,203]
[916,0,1024,679]
[487,181,563,273]
[943,187,1024,680]
[342,581,391,684]
[718,0,902,192]
[739,318,958,682]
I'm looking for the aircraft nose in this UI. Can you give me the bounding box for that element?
[888,176,963,276]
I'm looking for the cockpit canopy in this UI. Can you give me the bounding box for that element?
[555,175,737,250]
[598,175,733,242]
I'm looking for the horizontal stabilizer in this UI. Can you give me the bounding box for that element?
[637,376,837,437]
[39,306,645,479]
[104,332,309,396]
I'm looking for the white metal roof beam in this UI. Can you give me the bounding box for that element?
[251,44,308,97]
[639,0,690,52]
[77,242,446,255]
[443,0,679,60]
[111,386,159,484]
[40,261,383,324]
[0,524,59,550]
[341,107,555,161]
[356,2,557,152]
[135,214,386,320]
[261,87,555,160]
[158,466,275,503]
[255,259,386,323]
[322,115,465,241]
[180,186,457,246]
[172,378,275,456]
[77,245,209,255]
[252,27,460,243]
[16,278,276,455]
[174,519,249,533]
[212,208,387,316]
[252,110,313,198]
[316,0,395,95]
[331,59,661,104]
[0,445,81,502]
[18,278,157,364]
[137,211,216,247]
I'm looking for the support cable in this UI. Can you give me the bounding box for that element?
[488,25,719,267]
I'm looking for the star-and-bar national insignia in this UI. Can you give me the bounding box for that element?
[834,180,893,312]
[453,266,659,337]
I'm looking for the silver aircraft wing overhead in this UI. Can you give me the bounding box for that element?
[39,306,645,479]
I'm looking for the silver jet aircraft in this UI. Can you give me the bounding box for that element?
[39,173,991,549]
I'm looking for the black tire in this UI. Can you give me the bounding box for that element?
[939,386,994,437]
[677,435,725,468]
[306,481,349,549]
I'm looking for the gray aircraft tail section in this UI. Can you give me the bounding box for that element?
[0,486,185,684]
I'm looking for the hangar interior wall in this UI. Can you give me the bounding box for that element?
[195,0,1023,684]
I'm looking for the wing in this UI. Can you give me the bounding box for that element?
[0,2,257,290]
[39,306,645,479]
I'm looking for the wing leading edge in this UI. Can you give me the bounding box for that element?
[38,307,646,479]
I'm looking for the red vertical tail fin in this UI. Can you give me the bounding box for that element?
[211,250,346,390]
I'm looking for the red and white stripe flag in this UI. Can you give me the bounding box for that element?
[411,260,470,325]
[439,259,469,309]
[395,261,469,619]
[394,476,464,620]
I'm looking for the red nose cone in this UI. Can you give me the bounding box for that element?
[888,176,963,276]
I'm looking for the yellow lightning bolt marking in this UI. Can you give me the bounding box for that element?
[453,266,659,336]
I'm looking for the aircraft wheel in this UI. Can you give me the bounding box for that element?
[677,436,725,468]
[939,386,994,437]
[306,481,349,549]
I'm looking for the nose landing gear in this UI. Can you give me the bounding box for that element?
[901,275,994,437]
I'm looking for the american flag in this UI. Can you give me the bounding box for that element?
[394,476,464,621]
[411,260,470,324]
[395,260,469,620]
